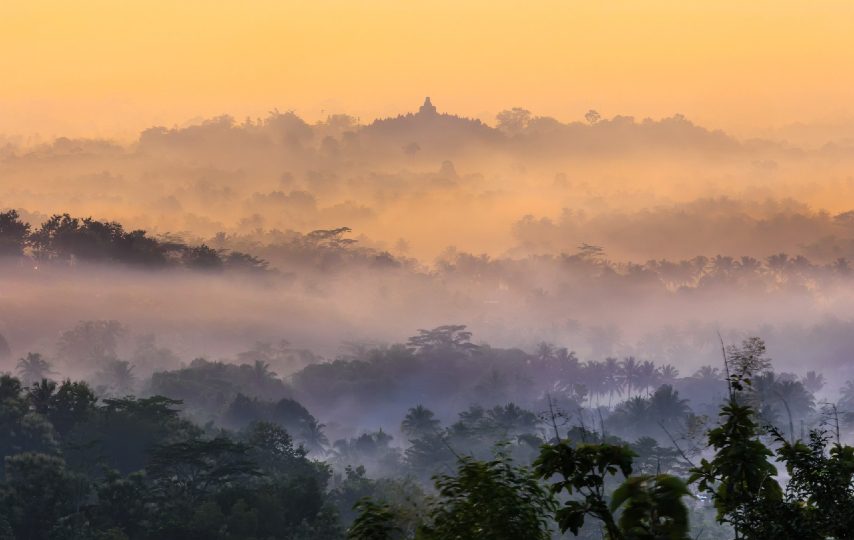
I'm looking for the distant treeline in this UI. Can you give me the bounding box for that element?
[0,210,267,271]
[7,208,854,298]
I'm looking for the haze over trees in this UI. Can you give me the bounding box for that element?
[5,100,854,370]
[4,99,854,539]
[2,330,854,539]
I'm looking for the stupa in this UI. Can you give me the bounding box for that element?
[418,96,437,115]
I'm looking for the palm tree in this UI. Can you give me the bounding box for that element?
[16,353,54,385]
[736,256,761,274]
[299,417,329,455]
[250,359,278,392]
[620,356,640,400]
[611,396,650,433]
[532,342,558,376]
[711,255,735,275]
[554,348,580,380]
[637,361,658,397]
[96,359,136,395]
[801,371,825,394]
[603,357,623,409]
[749,372,778,408]
[693,365,721,381]
[485,403,539,438]
[26,378,57,415]
[573,383,589,406]
[401,405,441,439]
[582,360,607,407]
[774,379,815,441]
[749,373,814,439]
[657,364,680,386]
[648,385,690,431]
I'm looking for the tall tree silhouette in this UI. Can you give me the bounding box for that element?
[401,405,440,440]
[620,356,640,399]
[16,353,54,386]
[0,210,30,257]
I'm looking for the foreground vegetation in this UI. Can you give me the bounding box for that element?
[3,333,854,539]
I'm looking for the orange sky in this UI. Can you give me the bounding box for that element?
[2,0,854,139]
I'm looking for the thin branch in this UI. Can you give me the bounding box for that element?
[717,330,733,401]
[774,390,796,444]
[577,407,589,443]
[831,403,841,447]
[439,434,463,461]
[546,392,563,443]
[658,421,697,469]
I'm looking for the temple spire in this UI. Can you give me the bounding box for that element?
[418,96,437,115]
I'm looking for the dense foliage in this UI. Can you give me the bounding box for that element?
[4,333,854,539]
[0,374,337,540]
[0,210,266,271]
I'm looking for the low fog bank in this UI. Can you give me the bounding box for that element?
[4,312,853,466]
[2,249,854,384]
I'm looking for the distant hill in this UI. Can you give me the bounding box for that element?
[360,97,503,156]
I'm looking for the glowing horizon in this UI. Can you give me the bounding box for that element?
[3,1,854,139]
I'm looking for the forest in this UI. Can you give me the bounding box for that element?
[5,104,854,540]
[8,0,854,536]
[3,315,854,539]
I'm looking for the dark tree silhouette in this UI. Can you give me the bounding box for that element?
[0,210,30,257]
[57,320,125,368]
[406,325,479,354]
[182,244,223,270]
[801,370,825,394]
[16,353,54,386]
[400,405,440,440]
[0,333,11,364]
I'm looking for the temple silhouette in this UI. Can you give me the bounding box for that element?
[359,96,500,154]
[418,96,438,116]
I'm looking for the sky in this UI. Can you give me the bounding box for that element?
[2,1,854,139]
[6,0,854,380]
